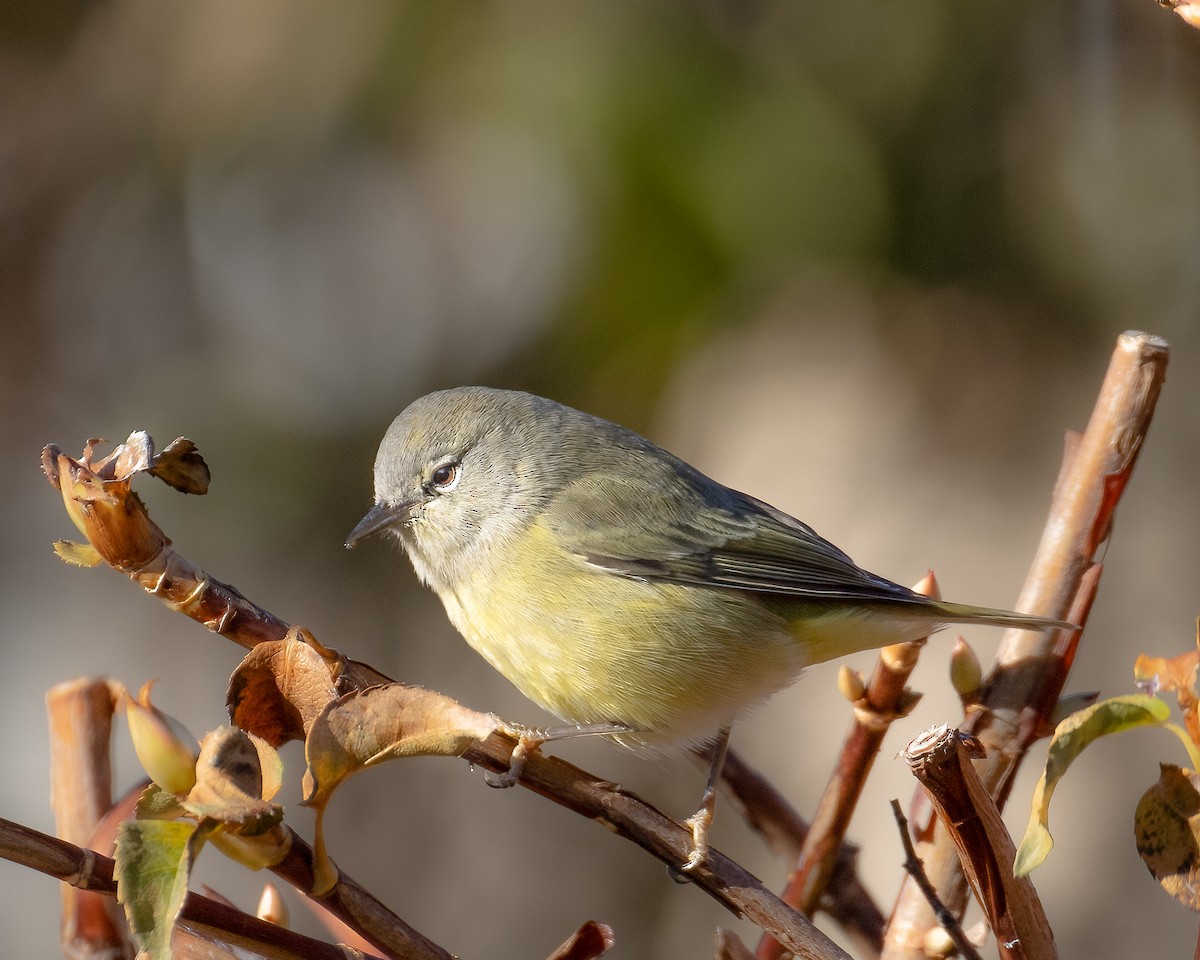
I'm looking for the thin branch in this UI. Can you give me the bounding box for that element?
[720,750,885,956]
[460,732,853,960]
[756,575,939,960]
[882,331,1168,958]
[888,800,982,960]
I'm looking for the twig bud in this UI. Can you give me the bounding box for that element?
[950,637,983,701]
[123,681,198,795]
[838,665,866,703]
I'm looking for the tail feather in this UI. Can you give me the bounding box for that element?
[933,601,1076,632]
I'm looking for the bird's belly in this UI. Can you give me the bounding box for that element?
[437,558,805,750]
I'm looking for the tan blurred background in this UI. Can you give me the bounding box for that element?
[3,2,1199,957]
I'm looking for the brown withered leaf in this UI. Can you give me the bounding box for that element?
[302,685,498,894]
[303,685,497,809]
[1135,632,1200,748]
[184,726,281,827]
[227,628,342,746]
[44,431,209,490]
[148,438,210,494]
[1135,764,1200,910]
[1135,650,1200,698]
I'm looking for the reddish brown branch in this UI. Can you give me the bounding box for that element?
[719,750,885,956]
[757,576,938,960]
[0,817,387,960]
[882,331,1168,958]
[901,727,1055,960]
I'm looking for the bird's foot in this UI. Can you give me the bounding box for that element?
[485,721,545,789]
[681,803,713,873]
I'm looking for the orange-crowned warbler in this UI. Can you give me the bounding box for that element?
[347,387,1070,869]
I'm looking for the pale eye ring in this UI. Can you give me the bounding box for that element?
[430,460,461,492]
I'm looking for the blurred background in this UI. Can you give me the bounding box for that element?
[3,1,1199,957]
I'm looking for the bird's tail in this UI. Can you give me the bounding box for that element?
[932,601,1076,633]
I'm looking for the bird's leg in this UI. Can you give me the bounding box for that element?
[682,725,732,872]
[486,720,636,788]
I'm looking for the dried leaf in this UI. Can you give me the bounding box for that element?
[1015,694,1171,875]
[183,726,282,835]
[109,430,154,479]
[303,685,497,809]
[148,438,210,494]
[135,783,187,821]
[1135,764,1200,910]
[227,628,342,746]
[301,685,497,895]
[1136,636,1200,756]
[1135,649,1200,698]
[209,824,293,871]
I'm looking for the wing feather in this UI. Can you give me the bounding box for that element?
[545,469,927,607]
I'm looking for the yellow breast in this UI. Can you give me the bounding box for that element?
[433,520,806,749]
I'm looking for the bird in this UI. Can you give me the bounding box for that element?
[346,386,1070,869]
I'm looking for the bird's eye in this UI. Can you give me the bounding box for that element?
[429,461,461,492]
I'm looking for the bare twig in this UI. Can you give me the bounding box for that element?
[720,750,885,956]
[901,727,1055,960]
[882,331,1167,958]
[889,800,982,960]
[461,733,852,960]
[42,439,290,650]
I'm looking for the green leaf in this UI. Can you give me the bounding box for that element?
[114,818,215,959]
[1014,694,1171,876]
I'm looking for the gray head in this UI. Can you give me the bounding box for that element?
[346,387,584,591]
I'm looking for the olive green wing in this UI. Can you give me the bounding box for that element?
[544,469,926,607]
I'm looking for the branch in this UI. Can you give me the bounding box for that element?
[882,330,1168,957]
[757,574,939,960]
[46,678,131,959]
[0,817,387,960]
[901,726,1055,960]
[719,750,885,956]
[889,800,982,960]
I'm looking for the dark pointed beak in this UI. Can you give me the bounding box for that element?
[345,500,415,548]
